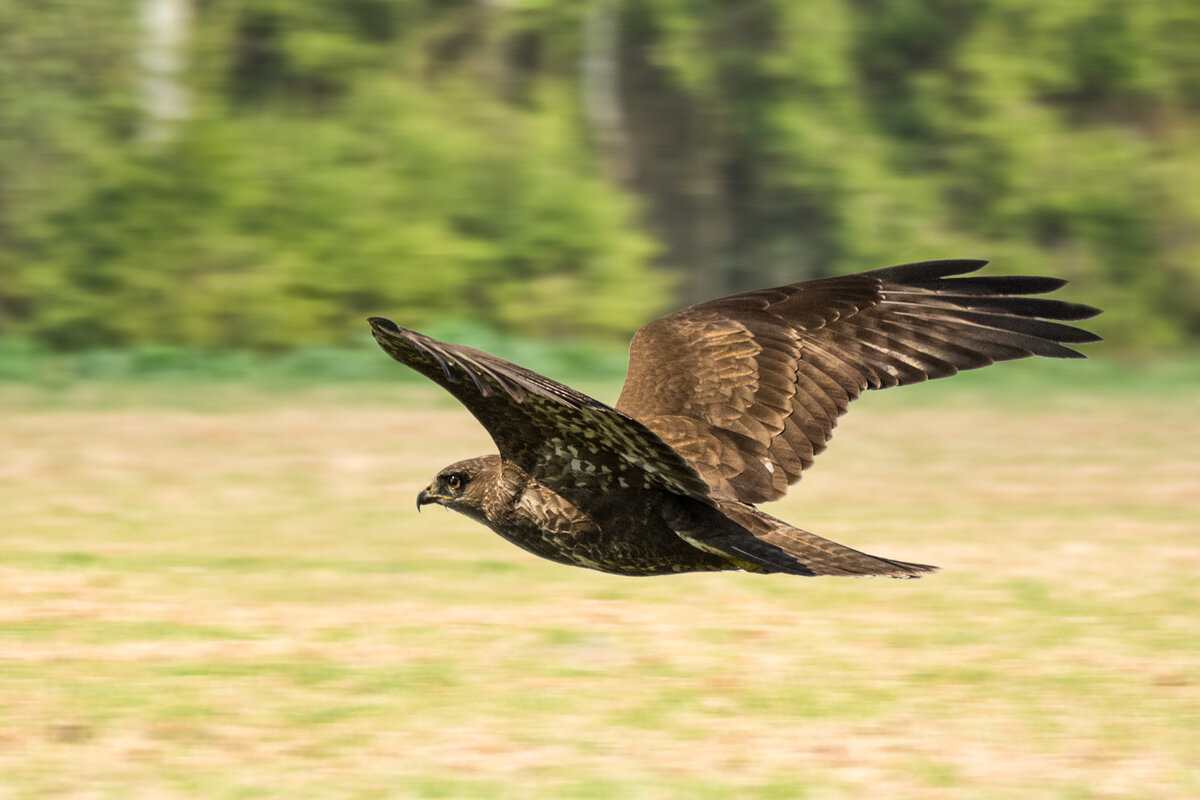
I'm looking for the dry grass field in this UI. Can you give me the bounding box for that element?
[1,375,1198,799]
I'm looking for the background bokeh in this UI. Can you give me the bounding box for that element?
[2,0,1199,355]
[2,3,1199,800]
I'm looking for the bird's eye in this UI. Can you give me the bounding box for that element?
[445,474,464,491]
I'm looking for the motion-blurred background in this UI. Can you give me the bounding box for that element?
[2,3,1198,800]
[3,0,1200,357]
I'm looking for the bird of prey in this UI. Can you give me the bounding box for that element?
[369,260,1099,578]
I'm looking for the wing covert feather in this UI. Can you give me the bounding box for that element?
[616,260,1100,504]
[368,318,712,503]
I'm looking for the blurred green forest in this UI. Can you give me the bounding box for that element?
[1,0,1199,353]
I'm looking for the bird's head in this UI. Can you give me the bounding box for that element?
[416,455,501,517]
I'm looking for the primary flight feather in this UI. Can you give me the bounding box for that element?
[369,259,1100,578]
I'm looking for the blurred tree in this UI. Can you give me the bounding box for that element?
[1,0,1198,350]
[0,0,664,348]
[598,0,1200,347]
[138,0,191,141]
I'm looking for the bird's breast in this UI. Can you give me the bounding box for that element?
[482,482,732,576]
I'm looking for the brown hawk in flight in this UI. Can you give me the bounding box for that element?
[369,260,1099,578]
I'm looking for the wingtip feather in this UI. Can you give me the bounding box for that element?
[367,316,401,333]
[872,259,990,281]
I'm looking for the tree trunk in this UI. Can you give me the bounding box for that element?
[138,0,190,142]
[582,0,632,185]
[609,6,733,305]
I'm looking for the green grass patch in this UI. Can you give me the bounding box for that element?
[1,332,1197,413]
[0,387,1196,799]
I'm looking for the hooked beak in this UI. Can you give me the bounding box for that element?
[416,483,447,512]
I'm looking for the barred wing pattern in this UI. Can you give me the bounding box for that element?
[367,319,713,503]
[615,260,1101,504]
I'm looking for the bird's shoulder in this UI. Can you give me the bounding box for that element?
[512,477,601,538]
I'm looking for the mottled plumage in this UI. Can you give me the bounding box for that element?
[373,260,1100,577]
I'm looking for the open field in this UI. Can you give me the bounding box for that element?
[1,372,1198,799]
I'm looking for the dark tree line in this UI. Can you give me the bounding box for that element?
[1,0,1198,350]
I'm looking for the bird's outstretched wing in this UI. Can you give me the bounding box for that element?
[616,260,1101,504]
[367,318,712,502]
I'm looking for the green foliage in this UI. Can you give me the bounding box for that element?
[0,0,663,349]
[622,0,1200,348]
[0,324,633,387]
[1,0,1199,352]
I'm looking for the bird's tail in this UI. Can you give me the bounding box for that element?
[667,497,939,578]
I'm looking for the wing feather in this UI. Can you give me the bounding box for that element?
[616,260,1101,504]
[368,319,712,504]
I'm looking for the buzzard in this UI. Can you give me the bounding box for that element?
[369,260,1099,578]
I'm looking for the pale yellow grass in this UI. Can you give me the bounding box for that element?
[0,386,1197,799]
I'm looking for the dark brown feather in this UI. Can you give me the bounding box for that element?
[367,318,713,505]
[663,496,937,577]
[616,260,1100,504]
[370,259,1096,579]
